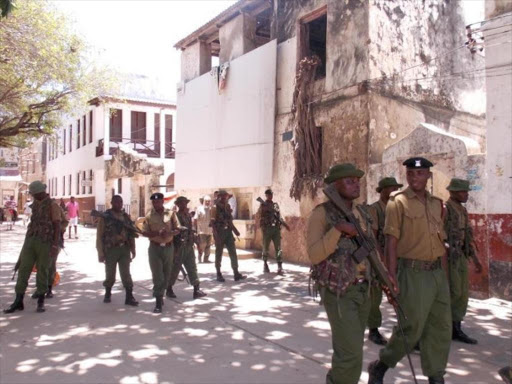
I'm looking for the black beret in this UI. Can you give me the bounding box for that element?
[265,189,273,195]
[150,193,164,201]
[402,157,434,169]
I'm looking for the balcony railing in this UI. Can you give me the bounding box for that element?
[96,138,175,159]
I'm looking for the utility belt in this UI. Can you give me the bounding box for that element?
[150,240,173,248]
[400,257,442,271]
[109,240,128,249]
[312,259,368,293]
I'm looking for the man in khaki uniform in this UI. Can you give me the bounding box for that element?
[307,163,376,384]
[445,178,482,344]
[96,195,138,306]
[367,177,403,345]
[369,157,451,384]
[4,181,61,314]
[142,192,179,313]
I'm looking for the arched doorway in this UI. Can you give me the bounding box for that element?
[166,173,175,192]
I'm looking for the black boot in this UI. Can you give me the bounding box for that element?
[263,261,270,273]
[4,294,24,314]
[233,269,247,281]
[153,296,163,313]
[277,262,285,276]
[369,328,387,345]
[428,376,445,384]
[103,287,112,303]
[46,285,54,299]
[31,291,38,299]
[36,294,45,313]
[452,321,477,344]
[216,269,225,282]
[193,284,207,299]
[368,360,388,384]
[166,287,177,298]
[124,288,138,306]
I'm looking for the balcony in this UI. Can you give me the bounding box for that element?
[96,138,175,159]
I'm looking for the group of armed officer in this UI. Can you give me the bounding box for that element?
[306,157,482,384]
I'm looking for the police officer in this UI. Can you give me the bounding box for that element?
[307,163,375,384]
[367,177,403,345]
[166,196,206,300]
[257,189,289,275]
[445,178,482,344]
[211,190,246,282]
[4,181,62,314]
[369,157,451,384]
[142,192,179,313]
[96,195,138,306]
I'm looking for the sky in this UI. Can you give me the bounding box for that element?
[53,0,237,101]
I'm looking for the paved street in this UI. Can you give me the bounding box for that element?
[0,224,510,384]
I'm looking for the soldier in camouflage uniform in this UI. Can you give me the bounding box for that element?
[4,181,62,314]
[307,163,378,384]
[166,196,207,300]
[367,177,403,345]
[445,178,482,344]
[211,190,246,282]
[257,189,289,275]
[96,195,138,306]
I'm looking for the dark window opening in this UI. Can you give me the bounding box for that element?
[82,171,86,195]
[166,173,175,192]
[83,115,87,146]
[110,109,122,142]
[165,114,173,158]
[154,113,161,155]
[77,119,81,149]
[117,178,122,194]
[76,172,80,195]
[300,11,327,80]
[89,110,93,143]
[131,111,146,143]
[69,125,73,152]
[68,174,72,196]
[89,170,93,194]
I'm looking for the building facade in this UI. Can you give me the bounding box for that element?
[174,0,511,299]
[45,96,176,222]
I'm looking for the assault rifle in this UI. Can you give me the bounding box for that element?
[323,184,418,384]
[256,197,290,231]
[91,209,141,237]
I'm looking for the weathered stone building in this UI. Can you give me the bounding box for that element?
[174,0,511,299]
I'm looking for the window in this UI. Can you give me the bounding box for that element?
[299,7,327,79]
[63,176,66,196]
[82,170,86,194]
[110,109,122,142]
[76,172,80,195]
[154,113,161,154]
[166,173,175,192]
[89,110,93,143]
[77,119,81,149]
[69,125,73,152]
[89,170,93,194]
[83,115,86,146]
[165,114,173,156]
[131,111,146,142]
[117,178,122,194]
[63,129,66,155]
[68,174,72,196]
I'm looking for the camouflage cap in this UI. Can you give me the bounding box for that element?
[446,178,471,192]
[324,163,364,184]
[28,180,47,195]
[174,196,190,205]
[376,177,403,192]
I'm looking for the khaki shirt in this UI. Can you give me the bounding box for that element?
[96,211,135,257]
[384,187,446,261]
[306,203,367,276]
[445,198,467,241]
[142,208,179,244]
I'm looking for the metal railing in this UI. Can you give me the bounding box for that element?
[96,138,175,159]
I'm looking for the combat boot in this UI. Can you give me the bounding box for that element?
[153,296,163,313]
[36,295,45,313]
[193,284,207,299]
[263,261,270,273]
[3,294,24,314]
[216,269,225,282]
[277,262,285,276]
[428,376,445,384]
[368,360,388,384]
[31,291,38,299]
[46,285,54,299]
[452,321,477,344]
[124,288,139,306]
[166,287,177,298]
[369,328,387,345]
[233,269,247,281]
[103,287,112,303]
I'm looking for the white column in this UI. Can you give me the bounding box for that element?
[147,111,155,142]
[122,107,131,141]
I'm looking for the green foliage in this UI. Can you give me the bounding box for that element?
[0,0,117,147]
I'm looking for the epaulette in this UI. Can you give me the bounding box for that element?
[431,195,443,203]
[389,190,405,200]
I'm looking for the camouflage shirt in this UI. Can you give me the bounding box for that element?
[26,196,62,244]
[445,198,475,261]
[258,201,282,229]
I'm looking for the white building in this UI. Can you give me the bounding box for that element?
[45,96,176,222]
